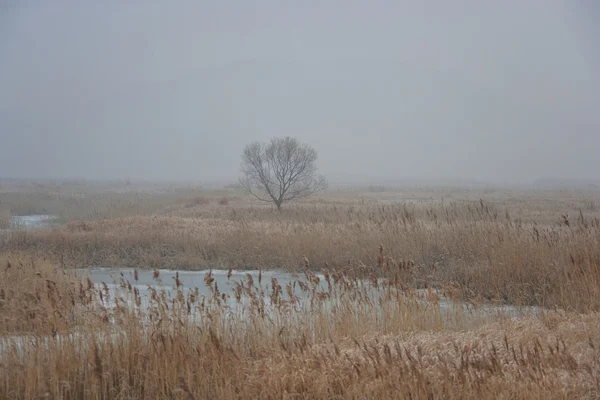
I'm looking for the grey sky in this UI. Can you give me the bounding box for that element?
[1,1,599,184]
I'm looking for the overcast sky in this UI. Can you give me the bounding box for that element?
[1,1,599,184]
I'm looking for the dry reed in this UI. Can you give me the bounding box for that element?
[1,253,599,399]
[4,200,599,311]
[2,185,600,398]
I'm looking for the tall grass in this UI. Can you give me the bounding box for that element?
[4,201,600,310]
[0,209,11,230]
[2,185,600,398]
[1,254,599,399]
[0,254,83,335]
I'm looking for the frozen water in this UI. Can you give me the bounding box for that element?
[10,214,56,230]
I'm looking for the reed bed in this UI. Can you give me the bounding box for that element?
[2,186,600,398]
[4,201,600,311]
[1,254,599,399]
[0,209,11,230]
[0,254,86,336]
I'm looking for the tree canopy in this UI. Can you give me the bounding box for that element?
[240,137,327,210]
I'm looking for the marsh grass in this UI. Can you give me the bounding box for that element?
[0,181,239,221]
[5,200,600,310]
[1,254,599,399]
[0,209,10,230]
[0,254,83,336]
[2,184,600,398]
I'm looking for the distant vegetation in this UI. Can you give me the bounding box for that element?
[0,209,10,230]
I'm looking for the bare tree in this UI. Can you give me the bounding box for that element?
[240,137,327,210]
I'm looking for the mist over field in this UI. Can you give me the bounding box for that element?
[1,1,599,185]
[3,4,600,397]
